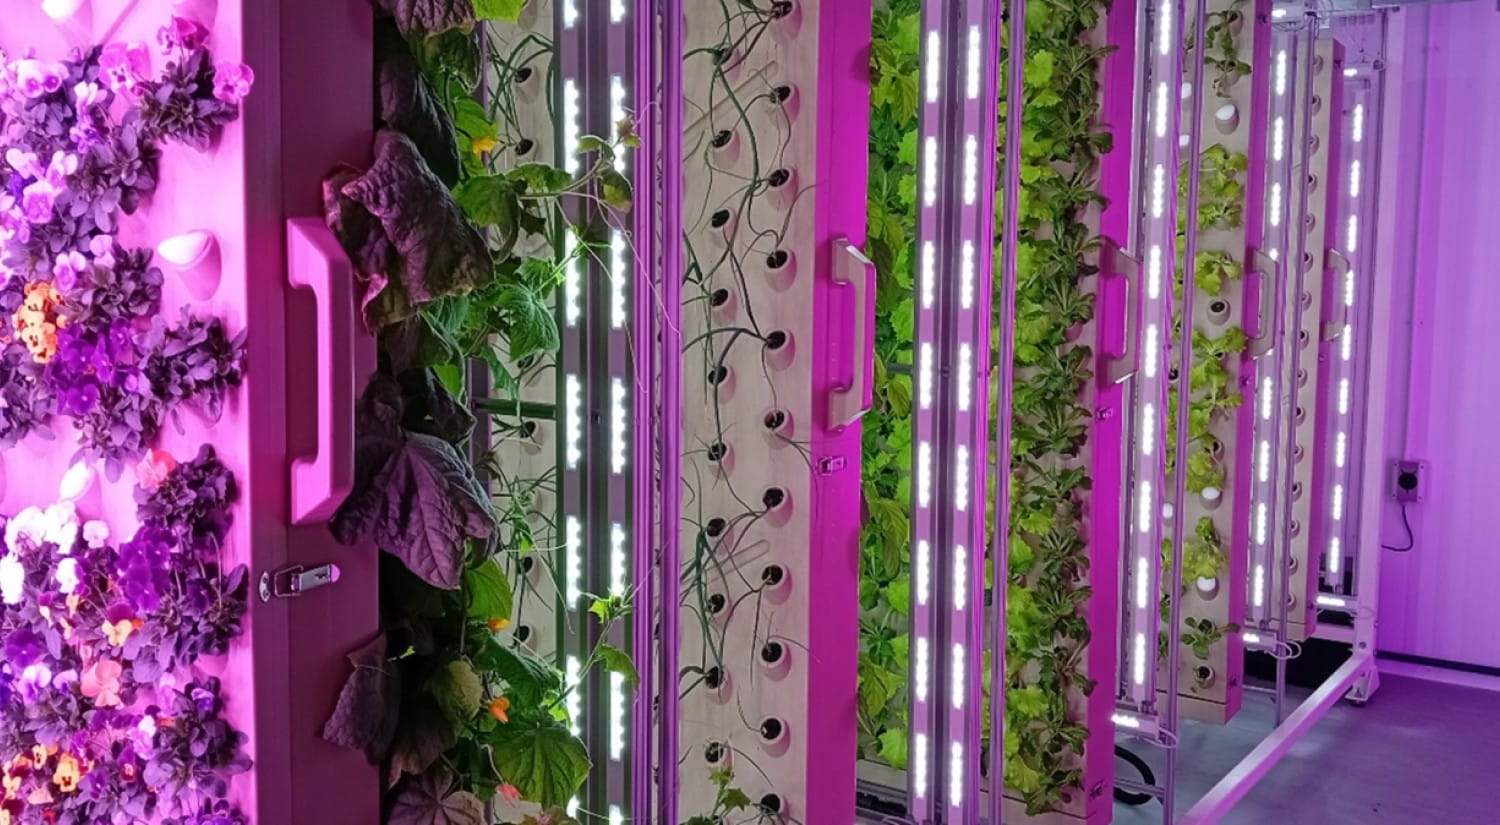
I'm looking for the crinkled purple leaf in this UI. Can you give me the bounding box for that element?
[321,632,401,762]
[388,767,485,825]
[374,0,476,38]
[397,367,475,443]
[386,702,457,789]
[324,164,400,324]
[330,378,495,589]
[334,130,492,331]
[377,21,461,186]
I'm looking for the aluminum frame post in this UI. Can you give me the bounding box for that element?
[984,0,1025,819]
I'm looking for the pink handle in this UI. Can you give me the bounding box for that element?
[828,237,875,430]
[1101,237,1140,384]
[286,218,369,524]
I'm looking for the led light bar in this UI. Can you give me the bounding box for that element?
[1315,69,1379,599]
[1243,28,1299,628]
[1118,0,1187,712]
[908,0,1005,821]
[556,1,649,817]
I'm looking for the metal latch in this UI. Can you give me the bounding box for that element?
[259,563,341,602]
[816,455,848,475]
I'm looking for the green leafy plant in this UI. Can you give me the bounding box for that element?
[319,3,641,821]
[862,0,1112,815]
[1195,249,1243,296]
[1199,0,1251,97]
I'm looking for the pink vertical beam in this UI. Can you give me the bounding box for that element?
[986,0,1025,818]
[807,4,873,824]
[1070,0,1137,816]
[630,0,660,818]
[270,1,381,823]
[658,0,684,819]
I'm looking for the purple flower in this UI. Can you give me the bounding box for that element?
[116,525,174,611]
[98,42,151,94]
[89,233,117,269]
[12,58,64,99]
[73,80,107,110]
[5,148,44,179]
[211,62,254,105]
[53,249,88,288]
[5,628,44,667]
[20,178,57,223]
[157,17,209,55]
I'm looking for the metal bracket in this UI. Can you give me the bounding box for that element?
[816,455,848,475]
[1101,238,1140,384]
[1321,249,1351,341]
[1246,249,1281,358]
[259,563,341,602]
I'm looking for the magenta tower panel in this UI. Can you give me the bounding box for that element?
[0,2,379,824]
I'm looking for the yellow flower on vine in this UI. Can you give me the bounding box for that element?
[471,136,499,156]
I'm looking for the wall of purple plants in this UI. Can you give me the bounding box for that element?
[0,16,254,825]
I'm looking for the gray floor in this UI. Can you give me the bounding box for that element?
[1113,674,1500,824]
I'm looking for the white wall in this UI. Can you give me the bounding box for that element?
[1373,1,1500,670]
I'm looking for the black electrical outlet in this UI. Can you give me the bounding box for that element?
[1393,459,1424,503]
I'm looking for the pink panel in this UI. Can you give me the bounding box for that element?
[1,3,378,823]
[804,5,872,823]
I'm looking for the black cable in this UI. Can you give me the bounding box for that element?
[1382,501,1415,552]
[1113,745,1156,806]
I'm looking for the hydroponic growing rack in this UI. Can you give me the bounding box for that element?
[1,2,1409,825]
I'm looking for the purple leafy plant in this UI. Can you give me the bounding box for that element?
[0,21,251,478]
[0,448,251,823]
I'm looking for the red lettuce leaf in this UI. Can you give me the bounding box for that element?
[373,0,475,38]
[377,20,461,186]
[386,702,457,789]
[331,375,495,589]
[324,130,492,331]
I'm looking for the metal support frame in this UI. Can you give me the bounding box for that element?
[984,0,1025,820]
[1126,12,1390,824]
[906,0,1008,821]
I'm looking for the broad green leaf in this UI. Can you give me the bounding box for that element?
[497,283,560,361]
[474,0,526,22]
[473,639,562,707]
[464,559,514,623]
[600,168,633,213]
[508,162,574,194]
[431,659,483,725]
[883,575,911,617]
[878,728,909,769]
[594,642,639,688]
[720,787,753,811]
[451,96,497,143]
[489,716,591,808]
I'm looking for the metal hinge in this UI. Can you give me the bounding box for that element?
[259,563,340,602]
[816,455,848,475]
